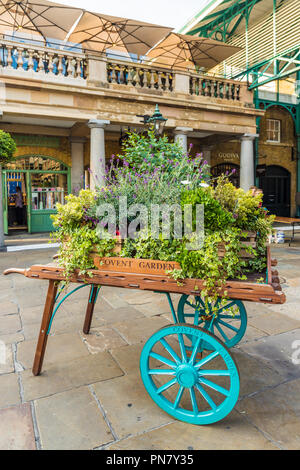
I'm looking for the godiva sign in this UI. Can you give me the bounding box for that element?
[218,152,240,162]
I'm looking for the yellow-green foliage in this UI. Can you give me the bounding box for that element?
[51,189,95,229]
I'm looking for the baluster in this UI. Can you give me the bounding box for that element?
[149,70,155,89]
[157,71,162,90]
[165,72,170,91]
[16,47,23,69]
[127,66,133,86]
[67,56,73,77]
[58,54,64,76]
[47,52,54,74]
[236,84,240,101]
[75,57,82,78]
[27,49,34,72]
[37,51,45,73]
[6,45,13,68]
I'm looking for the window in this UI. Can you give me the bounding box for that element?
[266,119,281,142]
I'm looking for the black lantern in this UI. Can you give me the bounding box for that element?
[137,104,167,136]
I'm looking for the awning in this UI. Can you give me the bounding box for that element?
[146,32,241,70]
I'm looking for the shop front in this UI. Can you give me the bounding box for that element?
[2,155,70,234]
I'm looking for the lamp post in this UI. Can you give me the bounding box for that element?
[137,104,167,136]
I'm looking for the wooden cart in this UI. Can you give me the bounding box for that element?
[4,246,285,425]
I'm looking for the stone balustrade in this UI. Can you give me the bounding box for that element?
[107,60,174,92]
[190,73,241,101]
[0,39,253,105]
[0,39,87,80]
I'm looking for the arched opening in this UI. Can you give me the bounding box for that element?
[2,155,70,233]
[259,165,291,217]
[211,163,240,188]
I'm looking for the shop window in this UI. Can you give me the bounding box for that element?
[266,119,281,143]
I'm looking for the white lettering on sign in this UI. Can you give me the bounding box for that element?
[218,153,240,161]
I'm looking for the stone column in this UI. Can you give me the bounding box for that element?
[240,134,259,191]
[70,137,86,194]
[87,119,110,190]
[174,127,193,153]
[202,146,213,167]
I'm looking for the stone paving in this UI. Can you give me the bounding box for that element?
[0,244,299,450]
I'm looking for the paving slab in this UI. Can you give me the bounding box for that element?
[112,316,169,345]
[0,404,36,450]
[240,329,300,380]
[0,343,14,374]
[107,410,278,450]
[0,300,18,315]
[17,332,90,370]
[232,349,285,397]
[94,306,145,326]
[34,386,113,450]
[0,373,20,408]
[80,327,127,353]
[110,343,144,375]
[0,314,21,335]
[92,373,175,440]
[247,311,300,335]
[21,351,124,401]
[236,379,300,450]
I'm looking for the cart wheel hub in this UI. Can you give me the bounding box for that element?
[176,364,198,388]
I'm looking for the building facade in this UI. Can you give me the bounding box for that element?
[0,36,261,233]
[180,0,300,216]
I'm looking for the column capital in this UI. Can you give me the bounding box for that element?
[174,127,193,135]
[240,133,259,142]
[88,119,110,129]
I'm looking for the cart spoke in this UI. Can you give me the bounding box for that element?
[194,350,219,369]
[188,336,201,365]
[215,323,229,342]
[218,314,241,320]
[186,301,197,309]
[149,352,177,369]
[148,369,176,376]
[218,319,239,333]
[156,378,177,395]
[217,301,236,314]
[199,377,230,397]
[195,384,217,411]
[173,385,184,409]
[160,338,181,365]
[189,387,199,415]
[198,370,231,376]
[177,333,188,363]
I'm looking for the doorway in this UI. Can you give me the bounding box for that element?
[259,165,291,216]
[4,171,29,233]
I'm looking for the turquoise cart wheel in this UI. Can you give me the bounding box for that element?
[140,324,240,425]
[177,295,247,349]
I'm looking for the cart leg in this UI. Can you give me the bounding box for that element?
[83,285,100,335]
[32,280,58,376]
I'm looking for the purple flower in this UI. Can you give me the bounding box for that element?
[232,168,237,174]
